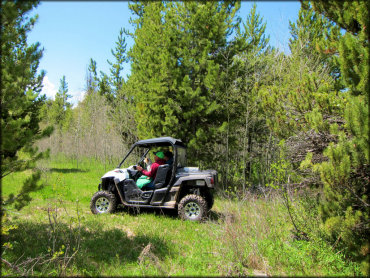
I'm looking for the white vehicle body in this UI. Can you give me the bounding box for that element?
[101,165,137,183]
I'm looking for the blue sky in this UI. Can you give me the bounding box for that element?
[27,1,301,105]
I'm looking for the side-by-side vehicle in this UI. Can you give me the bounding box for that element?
[90,137,217,221]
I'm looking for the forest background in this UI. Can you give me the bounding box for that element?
[1,0,369,276]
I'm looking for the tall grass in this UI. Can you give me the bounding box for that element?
[213,195,360,276]
[1,156,361,276]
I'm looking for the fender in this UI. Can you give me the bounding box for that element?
[173,175,215,188]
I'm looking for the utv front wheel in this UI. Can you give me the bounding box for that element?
[178,194,208,221]
[90,191,117,214]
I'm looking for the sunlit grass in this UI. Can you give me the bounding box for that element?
[1,156,361,276]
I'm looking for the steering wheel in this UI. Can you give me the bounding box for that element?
[134,168,142,179]
[128,166,142,180]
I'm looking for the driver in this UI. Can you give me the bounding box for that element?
[136,151,166,189]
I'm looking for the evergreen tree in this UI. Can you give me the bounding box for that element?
[289,1,342,89]
[48,75,72,131]
[309,1,369,272]
[1,0,52,210]
[107,28,127,96]
[98,71,112,101]
[311,0,368,96]
[127,1,240,164]
[215,3,274,189]
[252,1,349,197]
[128,1,177,140]
[259,1,345,140]
[232,3,272,185]
[85,58,113,101]
[86,58,98,95]
[262,0,369,272]
[239,3,269,53]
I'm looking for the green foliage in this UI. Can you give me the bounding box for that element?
[222,3,275,187]
[259,1,346,138]
[97,71,112,100]
[1,0,52,210]
[256,3,369,271]
[312,95,369,266]
[239,3,270,53]
[304,1,369,273]
[259,56,344,138]
[312,0,369,96]
[105,28,137,145]
[86,58,98,93]
[266,141,298,189]
[107,28,127,95]
[127,1,240,164]
[85,58,113,100]
[289,1,342,89]
[47,75,72,131]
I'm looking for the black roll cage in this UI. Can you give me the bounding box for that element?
[117,137,186,175]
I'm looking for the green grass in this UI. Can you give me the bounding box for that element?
[1,156,361,276]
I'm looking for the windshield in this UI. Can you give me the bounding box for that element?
[119,146,149,168]
[176,147,187,168]
[119,144,175,168]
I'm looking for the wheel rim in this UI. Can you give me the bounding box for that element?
[95,197,110,213]
[184,202,201,219]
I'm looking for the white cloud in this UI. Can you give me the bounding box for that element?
[41,76,57,100]
[41,76,86,107]
[70,90,86,108]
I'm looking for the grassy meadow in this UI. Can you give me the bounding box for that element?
[1,156,361,276]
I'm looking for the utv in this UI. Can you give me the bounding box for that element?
[90,137,217,221]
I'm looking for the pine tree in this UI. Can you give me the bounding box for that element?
[256,1,348,193]
[312,0,368,96]
[107,28,127,96]
[1,0,52,210]
[85,58,98,95]
[259,1,345,140]
[172,1,240,164]
[127,1,240,164]
[218,3,274,188]
[108,28,136,146]
[48,76,72,131]
[127,1,174,138]
[289,1,342,89]
[234,3,272,185]
[97,71,112,101]
[309,1,369,272]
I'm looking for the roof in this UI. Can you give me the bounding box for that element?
[134,137,186,147]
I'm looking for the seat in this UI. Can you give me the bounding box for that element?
[121,165,170,202]
[152,164,170,189]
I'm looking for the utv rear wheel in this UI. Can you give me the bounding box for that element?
[178,194,208,221]
[90,191,117,214]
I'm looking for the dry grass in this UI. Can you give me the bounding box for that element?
[212,193,285,276]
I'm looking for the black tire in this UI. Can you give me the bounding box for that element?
[90,191,117,214]
[178,194,208,221]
